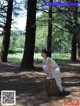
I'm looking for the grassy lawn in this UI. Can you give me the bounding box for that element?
[8,53,71,64]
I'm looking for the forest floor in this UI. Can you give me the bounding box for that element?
[0,61,80,106]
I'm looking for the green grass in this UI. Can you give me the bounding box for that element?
[8,53,70,64]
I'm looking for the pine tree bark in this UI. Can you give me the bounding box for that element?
[47,0,52,57]
[78,35,80,57]
[71,33,77,61]
[71,6,78,61]
[1,0,13,62]
[21,0,37,69]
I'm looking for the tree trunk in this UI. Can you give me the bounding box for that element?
[21,0,37,69]
[47,0,52,57]
[1,0,13,62]
[71,6,78,61]
[77,35,80,57]
[71,34,77,61]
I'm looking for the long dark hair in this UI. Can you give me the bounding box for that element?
[42,49,49,57]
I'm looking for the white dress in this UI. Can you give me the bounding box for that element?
[42,57,63,92]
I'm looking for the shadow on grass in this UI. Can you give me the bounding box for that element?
[0,61,80,106]
[61,63,80,74]
[62,76,80,87]
[0,72,69,106]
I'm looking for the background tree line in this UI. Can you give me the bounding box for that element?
[0,0,80,69]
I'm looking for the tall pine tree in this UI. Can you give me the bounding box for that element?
[1,0,13,62]
[47,0,53,57]
[21,0,37,69]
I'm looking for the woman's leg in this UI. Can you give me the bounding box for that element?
[54,67,63,92]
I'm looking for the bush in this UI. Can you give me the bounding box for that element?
[9,46,15,54]
[15,48,24,53]
[15,36,25,48]
[9,48,24,54]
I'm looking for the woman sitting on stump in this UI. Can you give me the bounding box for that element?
[41,49,64,95]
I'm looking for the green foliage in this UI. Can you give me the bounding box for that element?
[52,26,71,53]
[35,18,71,53]
[0,37,3,50]
[35,25,48,52]
[9,31,25,53]
[9,46,15,54]
[9,37,16,53]
[15,36,25,48]
[15,48,24,53]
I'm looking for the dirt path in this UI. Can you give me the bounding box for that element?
[0,62,80,106]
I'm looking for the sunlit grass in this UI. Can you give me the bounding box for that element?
[8,53,70,64]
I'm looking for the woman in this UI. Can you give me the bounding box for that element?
[41,49,64,94]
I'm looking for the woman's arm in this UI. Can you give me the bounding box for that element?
[47,59,52,76]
